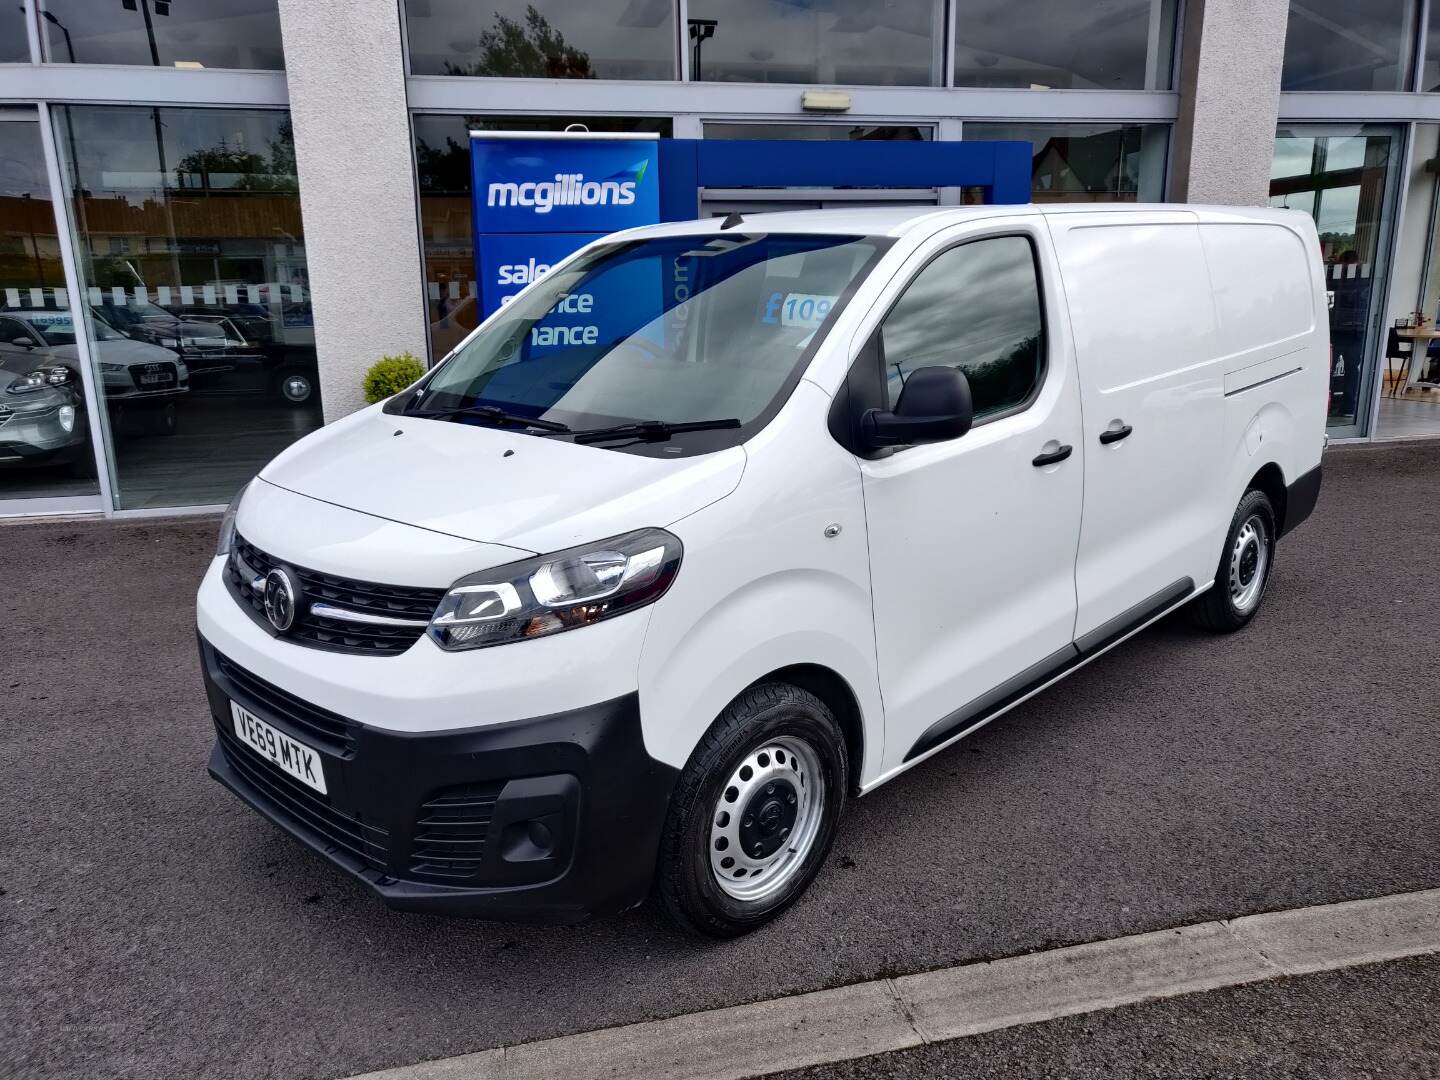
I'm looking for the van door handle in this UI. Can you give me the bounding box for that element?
[1031,444,1073,467]
[1099,424,1133,445]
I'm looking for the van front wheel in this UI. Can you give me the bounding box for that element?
[1190,488,1277,633]
[657,682,848,938]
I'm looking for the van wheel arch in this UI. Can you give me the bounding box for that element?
[1247,462,1287,535]
[746,664,865,796]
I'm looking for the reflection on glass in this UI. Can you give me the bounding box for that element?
[881,238,1043,417]
[57,106,320,510]
[424,233,883,448]
[952,0,1176,89]
[1271,127,1398,431]
[2,5,30,62]
[687,0,943,85]
[38,0,284,69]
[404,0,675,79]
[413,114,670,364]
[964,123,1169,202]
[1425,14,1440,90]
[1281,0,1416,91]
[703,123,931,141]
[0,118,99,500]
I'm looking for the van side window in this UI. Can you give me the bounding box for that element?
[880,236,1045,421]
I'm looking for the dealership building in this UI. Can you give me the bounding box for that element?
[1,0,1437,518]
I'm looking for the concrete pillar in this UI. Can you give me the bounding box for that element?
[277,0,428,420]
[1170,0,1290,205]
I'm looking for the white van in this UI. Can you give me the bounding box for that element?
[198,204,1327,937]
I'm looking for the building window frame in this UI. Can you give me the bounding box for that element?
[0,2,303,516]
[399,0,1185,94]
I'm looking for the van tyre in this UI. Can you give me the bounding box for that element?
[657,682,848,938]
[1190,488,1277,633]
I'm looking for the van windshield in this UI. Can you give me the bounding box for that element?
[411,232,887,454]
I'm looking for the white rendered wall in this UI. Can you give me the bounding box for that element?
[277,0,428,420]
[1171,0,1290,205]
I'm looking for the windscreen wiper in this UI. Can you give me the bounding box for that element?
[569,418,741,445]
[408,403,572,433]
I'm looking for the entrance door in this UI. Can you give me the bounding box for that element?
[0,108,102,513]
[860,221,1085,773]
[1270,124,1402,439]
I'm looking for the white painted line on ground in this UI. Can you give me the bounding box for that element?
[340,888,1440,1080]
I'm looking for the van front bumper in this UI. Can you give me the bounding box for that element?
[201,639,678,923]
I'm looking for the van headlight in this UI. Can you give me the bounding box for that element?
[429,528,682,651]
[216,480,251,556]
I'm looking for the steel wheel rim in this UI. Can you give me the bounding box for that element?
[709,736,825,903]
[1228,513,1269,613]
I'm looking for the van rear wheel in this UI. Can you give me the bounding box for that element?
[657,682,847,938]
[1190,488,1277,633]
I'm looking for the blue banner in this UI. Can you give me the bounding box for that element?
[471,136,662,318]
[471,138,661,235]
[477,232,605,314]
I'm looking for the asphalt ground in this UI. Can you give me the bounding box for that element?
[774,954,1440,1080]
[2,440,1438,1080]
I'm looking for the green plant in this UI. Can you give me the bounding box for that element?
[363,352,426,405]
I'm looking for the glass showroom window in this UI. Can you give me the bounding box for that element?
[0,111,100,502]
[2,4,30,62]
[703,123,932,141]
[1281,0,1416,91]
[1373,123,1440,438]
[1423,10,1440,90]
[952,0,1177,89]
[964,123,1169,202]
[55,106,319,511]
[404,0,675,78]
[37,0,284,69]
[1271,125,1402,436]
[686,0,944,85]
[413,114,670,363]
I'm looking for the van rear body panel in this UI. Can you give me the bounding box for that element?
[1044,206,1327,643]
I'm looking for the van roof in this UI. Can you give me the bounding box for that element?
[624,203,1310,240]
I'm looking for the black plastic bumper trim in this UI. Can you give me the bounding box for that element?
[201,638,678,922]
[1280,463,1322,537]
[904,577,1195,764]
[905,644,1079,763]
[1073,577,1194,657]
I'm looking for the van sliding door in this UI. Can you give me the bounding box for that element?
[1047,211,1224,642]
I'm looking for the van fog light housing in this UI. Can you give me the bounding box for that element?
[429,528,682,651]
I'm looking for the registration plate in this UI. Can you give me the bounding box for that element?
[230,700,327,795]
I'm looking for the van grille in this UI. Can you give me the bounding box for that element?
[407,783,501,883]
[214,650,357,757]
[228,534,445,655]
[217,726,389,872]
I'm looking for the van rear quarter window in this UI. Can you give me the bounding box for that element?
[1200,223,1316,359]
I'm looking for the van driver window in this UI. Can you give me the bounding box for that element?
[880,236,1044,420]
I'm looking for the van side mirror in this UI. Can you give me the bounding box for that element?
[861,366,973,450]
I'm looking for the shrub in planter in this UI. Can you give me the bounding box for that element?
[363,352,426,405]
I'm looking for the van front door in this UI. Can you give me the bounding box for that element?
[855,225,1085,776]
